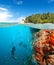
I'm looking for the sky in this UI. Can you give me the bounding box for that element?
[0,0,54,23]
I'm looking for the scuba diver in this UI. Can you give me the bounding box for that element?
[11,46,16,60]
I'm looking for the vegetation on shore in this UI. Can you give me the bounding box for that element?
[24,12,54,23]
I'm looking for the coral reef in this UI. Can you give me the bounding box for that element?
[33,30,54,65]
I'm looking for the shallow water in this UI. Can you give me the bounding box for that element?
[0,24,39,65]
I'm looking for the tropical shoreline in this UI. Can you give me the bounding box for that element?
[0,23,54,29]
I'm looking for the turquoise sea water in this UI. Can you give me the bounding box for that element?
[0,23,54,65]
[0,24,40,65]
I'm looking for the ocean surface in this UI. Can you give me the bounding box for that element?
[0,24,40,65]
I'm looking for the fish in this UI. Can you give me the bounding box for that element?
[5,61,8,64]
[27,38,30,42]
[23,44,28,49]
[19,42,23,46]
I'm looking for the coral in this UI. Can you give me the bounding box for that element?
[33,30,54,65]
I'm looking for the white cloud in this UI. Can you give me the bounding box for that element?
[0,12,12,19]
[0,7,8,11]
[6,17,25,23]
[0,7,13,22]
[17,1,23,5]
[48,0,54,3]
[16,17,25,23]
[0,7,25,23]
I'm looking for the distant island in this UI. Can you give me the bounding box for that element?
[24,12,54,23]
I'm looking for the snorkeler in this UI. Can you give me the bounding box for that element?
[11,46,16,60]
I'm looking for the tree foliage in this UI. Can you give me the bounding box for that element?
[24,12,54,23]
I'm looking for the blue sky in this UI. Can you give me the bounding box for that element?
[0,0,54,22]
